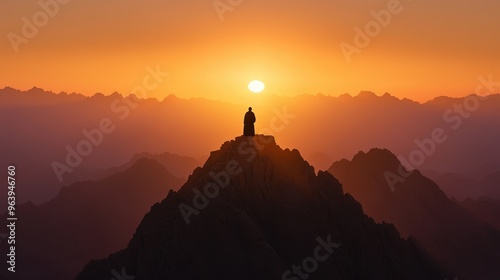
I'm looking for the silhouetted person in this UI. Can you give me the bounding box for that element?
[243,107,256,136]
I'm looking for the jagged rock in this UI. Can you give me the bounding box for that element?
[77,137,443,280]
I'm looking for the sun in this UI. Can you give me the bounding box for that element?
[248,80,265,93]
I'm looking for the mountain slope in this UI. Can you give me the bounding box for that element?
[77,136,444,280]
[328,148,500,279]
[0,158,183,280]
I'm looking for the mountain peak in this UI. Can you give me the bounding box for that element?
[129,157,168,173]
[77,137,443,280]
[335,148,403,175]
[356,91,378,99]
[329,148,500,278]
[352,148,395,161]
[181,135,318,198]
[219,135,315,176]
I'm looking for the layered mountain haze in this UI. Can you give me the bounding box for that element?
[105,152,200,180]
[0,86,86,107]
[0,158,183,280]
[77,136,445,280]
[328,149,500,279]
[1,87,498,279]
[2,87,499,204]
[426,170,500,200]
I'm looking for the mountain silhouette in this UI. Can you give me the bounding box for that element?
[34,152,199,201]
[76,136,444,280]
[2,87,500,204]
[101,152,200,182]
[328,148,500,279]
[0,158,183,280]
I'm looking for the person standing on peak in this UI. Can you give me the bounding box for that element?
[243,107,256,136]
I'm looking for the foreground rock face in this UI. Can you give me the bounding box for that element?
[329,148,500,280]
[77,136,444,280]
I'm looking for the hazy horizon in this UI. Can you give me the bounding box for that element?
[2,1,500,103]
[3,85,498,105]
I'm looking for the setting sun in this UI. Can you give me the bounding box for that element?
[248,80,265,93]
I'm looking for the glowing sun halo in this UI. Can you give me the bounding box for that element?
[248,80,265,93]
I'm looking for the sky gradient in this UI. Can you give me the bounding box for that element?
[1,0,499,103]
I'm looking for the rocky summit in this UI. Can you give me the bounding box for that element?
[77,136,444,280]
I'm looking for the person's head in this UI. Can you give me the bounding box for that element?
[248,107,252,111]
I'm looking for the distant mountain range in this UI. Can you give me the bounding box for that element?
[328,149,500,279]
[0,158,183,280]
[2,87,499,203]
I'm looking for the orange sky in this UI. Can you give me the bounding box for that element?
[1,0,499,103]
